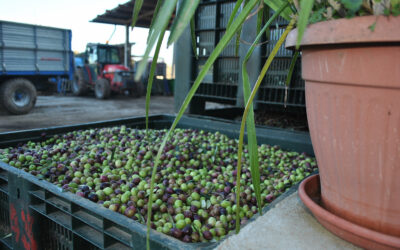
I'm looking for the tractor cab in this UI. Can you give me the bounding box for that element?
[72,43,142,99]
[85,43,127,79]
[86,43,121,67]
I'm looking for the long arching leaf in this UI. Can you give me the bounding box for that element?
[131,0,144,28]
[147,0,163,43]
[296,0,315,48]
[285,50,299,87]
[167,0,200,46]
[235,26,242,57]
[284,51,299,107]
[240,0,290,219]
[145,30,167,132]
[235,0,248,56]
[145,1,259,249]
[257,0,264,34]
[227,0,244,29]
[263,0,294,20]
[236,17,296,233]
[190,17,198,59]
[135,0,177,82]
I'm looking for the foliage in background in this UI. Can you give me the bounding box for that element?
[306,0,400,22]
[265,0,400,47]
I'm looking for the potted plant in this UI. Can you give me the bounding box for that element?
[282,1,400,249]
[131,0,400,249]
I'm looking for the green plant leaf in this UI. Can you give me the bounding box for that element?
[284,51,299,107]
[131,0,144,28]
[242,61,260,216]
[263,3,270,41]
[368,21,377,31]
[145,29,167,133]
[145,1,259,248]
[190,17,198,59]
[263,0,294,20]
[147,0,163,43]
[168,0,200,46]
[309,7,326,23]
[392,0,400,6]
[227,0,245,29]
[391,0,400,16]
[235,27,242,57]
[285,51,299,87]
[135,0,177,82]
[239,1,290,228]
[236,18,295,233]
[340,0,363,14]
[296,0,315,49]
[257,1,264,34]
[232,0,246,56]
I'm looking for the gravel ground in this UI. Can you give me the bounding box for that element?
[0,95,175,132]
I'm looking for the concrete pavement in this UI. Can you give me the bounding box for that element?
[218,192,360,250]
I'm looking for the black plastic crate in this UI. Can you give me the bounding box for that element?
[0,114,313,250]
[258,24,305,109]
[0,168,11,250]
[257,5,305,110]
[216,58,239,83]
[197,31,215,57]
[196,58,214,83]
[196,4,216,30]
[219,31,236,57]
[193,0,239,104]
[257,86,305,107]
[188,1,306,113]
[196,83,238,102]
[218,2,236,29]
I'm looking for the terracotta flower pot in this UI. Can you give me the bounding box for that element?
[286,15,400,241]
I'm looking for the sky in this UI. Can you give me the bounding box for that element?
[0,0,174,65]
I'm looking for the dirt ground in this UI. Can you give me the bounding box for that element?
[0,95,175,132]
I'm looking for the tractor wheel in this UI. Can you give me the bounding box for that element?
[72,68,87,96]
[130,81,144,98]
[0,78,37,115]
[94,79,111,99]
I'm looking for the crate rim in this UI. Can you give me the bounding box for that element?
[0,114,315,249]
[0,159,308,250]
[0,113,311,140]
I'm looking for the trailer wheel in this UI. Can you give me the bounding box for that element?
[94,79,110,99]
[72,68,87,96]
[0,78,37,115]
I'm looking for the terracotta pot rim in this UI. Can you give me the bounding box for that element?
[298,174,400,248]
[286,15,400,49]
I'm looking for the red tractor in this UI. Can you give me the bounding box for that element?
[72,43,142,99]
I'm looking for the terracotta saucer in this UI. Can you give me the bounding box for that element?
[298,174,400,250]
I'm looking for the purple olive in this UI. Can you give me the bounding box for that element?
[88,193,98,202]
[124,206,137,218]
[76,191,85,197]
[202,231,213,240]
[182,225,192,235]
[182,235,191,243]
[171,228,183,239]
